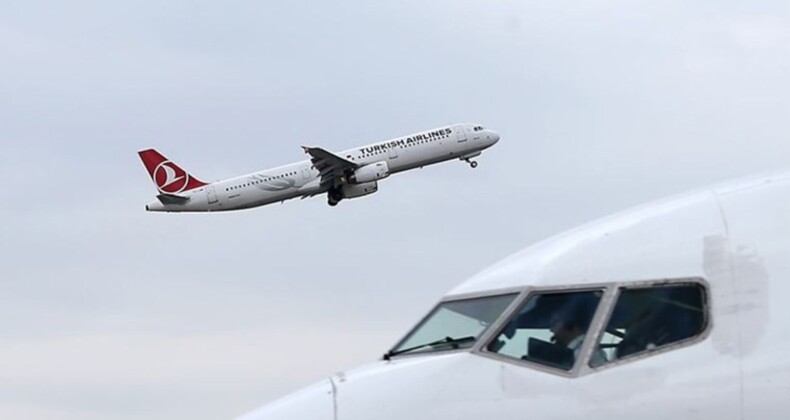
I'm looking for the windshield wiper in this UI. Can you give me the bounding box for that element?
[384,335,476,360]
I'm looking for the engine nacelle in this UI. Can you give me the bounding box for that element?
[341,181,378,199]
[351,161,389,184]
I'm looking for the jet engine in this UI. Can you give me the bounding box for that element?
[340,181,378,199]
[351,161,389,184]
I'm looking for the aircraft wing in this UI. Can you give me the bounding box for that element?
[302,146,359,189]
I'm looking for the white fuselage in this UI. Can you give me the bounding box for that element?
[146,123,499,212]
[237,171,790,420]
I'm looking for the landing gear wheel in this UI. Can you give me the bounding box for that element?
[327,190,342,207]
[469,160,478,168]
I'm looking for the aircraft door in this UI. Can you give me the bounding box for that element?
[389,145,398,159]
[301,165,311,180]
[456,126,468,142]
[206,185,219,204]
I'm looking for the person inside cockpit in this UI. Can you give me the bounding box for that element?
[550,311,608,366]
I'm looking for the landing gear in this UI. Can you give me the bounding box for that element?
[460,152,482,168]
[327,189,343,207]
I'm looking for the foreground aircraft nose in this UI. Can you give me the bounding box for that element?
[237,380,335,420]
[242,354,488,420]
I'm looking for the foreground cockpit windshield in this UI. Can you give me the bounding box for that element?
[486,290,604,370]
[483,283,706,372]
[388,294,517,358]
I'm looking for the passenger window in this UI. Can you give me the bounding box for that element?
[487,290,604,371]
[592,283,706,367]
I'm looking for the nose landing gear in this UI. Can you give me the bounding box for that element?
[460,152,482,169]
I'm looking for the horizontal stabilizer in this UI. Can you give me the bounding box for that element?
[157,193,190,205]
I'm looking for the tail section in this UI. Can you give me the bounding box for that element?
[138,149,208,194]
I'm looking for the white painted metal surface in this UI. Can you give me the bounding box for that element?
[237,171,790,419]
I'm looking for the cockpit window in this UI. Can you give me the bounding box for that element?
[486,290,604,371]
[390,294,517,357]
[592,283,706,367]
[473,126,484,131]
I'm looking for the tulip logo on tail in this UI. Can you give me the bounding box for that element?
[138,148,207,195]
[154,161,189,194]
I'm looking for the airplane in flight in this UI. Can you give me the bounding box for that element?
[237,170,790,419]
[138,123,499,212]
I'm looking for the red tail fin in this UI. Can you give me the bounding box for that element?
[137,149,207,194]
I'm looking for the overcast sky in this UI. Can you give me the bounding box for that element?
[1,1,789,418]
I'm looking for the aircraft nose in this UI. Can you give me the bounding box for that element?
[488,130,500,145]
[236,380,335,420]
